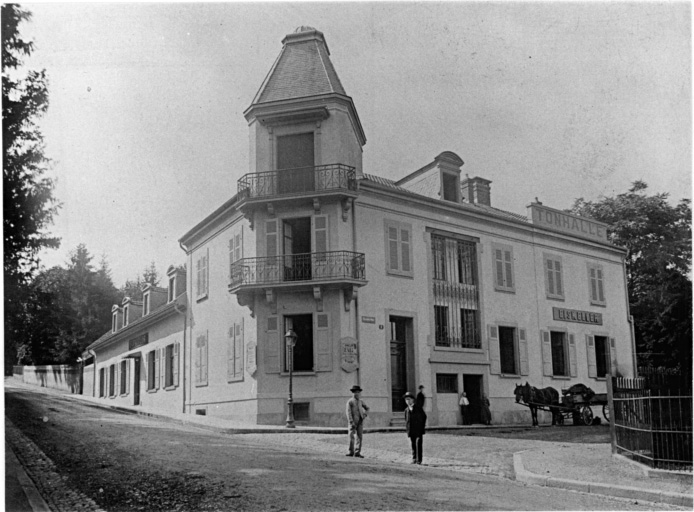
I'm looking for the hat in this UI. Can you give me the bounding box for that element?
[403,392,415,399]
[418,385,424,389]
[350,385,363,393]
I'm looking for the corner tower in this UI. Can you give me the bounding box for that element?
[243,27,366,182]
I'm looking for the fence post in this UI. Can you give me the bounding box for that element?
[607,375,617,455]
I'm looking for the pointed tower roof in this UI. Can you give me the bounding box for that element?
[251,26,347,104]
[245,27,366,146]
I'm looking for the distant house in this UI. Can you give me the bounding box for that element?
[85,26,636,427]
[83,266,187,413]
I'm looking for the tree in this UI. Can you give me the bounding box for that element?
[3,4,60,370]
[570,181,692,376]
[120,261,161,301]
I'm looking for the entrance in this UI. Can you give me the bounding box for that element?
[133,357,141,406]
[390,316,413,412]
[463,374,483,424]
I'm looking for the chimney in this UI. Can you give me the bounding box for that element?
[461,175,492,206]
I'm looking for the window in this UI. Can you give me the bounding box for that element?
[541,330,577,378]
[544,254,564,300]
[436,374,458,393]
[432,235,480,348]
[120,360,128,395]
[499,326,517,374]
[284,314,314,373]
[168,276,175,303]
[292,403,310,421]
[143,292,150,316]
[99,368,105,397]
[147,350,158,391]
[228,322,244,382]
[196,250,209,300]
[109,364,115,397]
[385,219,413,277]
[195,333,208,386]
[489,325,528,376]
[492,243,515,293]
[587,262,606,305]
[229,229,244,282]
[441,172,459,202]
[123,305,129,327]
[112,312,118,333]
[277,132,315,194]
[164,343,179,388]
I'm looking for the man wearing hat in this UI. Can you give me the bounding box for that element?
[346,385,369,458]
[403,391,427,464]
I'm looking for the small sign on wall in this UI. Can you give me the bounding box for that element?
[246,342,257,376]
[340,337,359,372]
[361,316,376,324]
[552,307,603,325]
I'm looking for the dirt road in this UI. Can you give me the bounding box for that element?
[5,385,676,511]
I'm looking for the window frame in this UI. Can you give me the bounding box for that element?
[436,373,459,393]
[498,326,518,375]
[587,261,606,306]
[120,360,128,395]
[109,363,116,397]
[196,249,209,301]
[168,276,176,303]
[143,292,150,316]
[491,243,515,293]
[441,171,459,202]
[123,305,129,327]
[384,219,414,278]
[543,253,565,300]
[195,332,209,387]
[550,330,569,377]
[147,350,157,391]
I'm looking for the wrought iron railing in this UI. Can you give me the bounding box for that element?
[238,164,357,200]
[230,251,365,288]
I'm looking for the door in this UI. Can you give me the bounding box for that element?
[283,218,311,281]
[277,133,315,194]
[133,357,141,406]
[390,316,412,412]
[463,374,483,424]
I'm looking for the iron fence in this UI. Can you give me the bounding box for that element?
[229,251,365,288]
[612,373,692,471]
[238,164,357,199]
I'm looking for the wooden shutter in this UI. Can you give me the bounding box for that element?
[541,330,553,376]
[387,224,399,271]
[229,237,235,279]
[503,250,513,288]
[597,268,605,302]
[312,215,329,278]
[234,230,242,262]
[227,326,235,381]
[609,337,618,375]
[196,257,202,297]
[585,335,597,378]
[201,334,208,384]
[494,249,504,287]
[488,325,500,374]
[265,316,280,373]
[125,360,130,394]
[589,266,598,302]
[173,342,180,387]
[546,259,555,295]
[568,334,577,377]
[155,348,160,389]
[315,313,332,371]
[266,219,278,257]
[554,260,563,296]
[203,249,209,296]
[115,364,120,396]
[519,328,529,376]
[195,335,203,384]
[400,227,411,272]
[234,320,244,377]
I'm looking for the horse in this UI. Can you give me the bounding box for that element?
[514,382,562,427]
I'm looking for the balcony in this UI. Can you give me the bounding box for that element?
[236,164,358,215]
[229,251,365,291]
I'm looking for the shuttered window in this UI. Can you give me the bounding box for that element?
[489,325,528,376]
[196,249,209,300]
[541,330,577,378]
[195,333,208,386]
[385,219,413,277]
[120,360,128,395]
[228,320,244,382]
[587,262,606,305]
[544,253,564,300]
[492,243,515,292]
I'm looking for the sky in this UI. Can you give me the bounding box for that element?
[20,1,692,287]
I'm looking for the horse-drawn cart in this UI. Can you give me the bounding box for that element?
[515,382,610,426]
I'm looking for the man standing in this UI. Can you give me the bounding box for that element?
[346,385,369,458]
[403,391,427,464]
[459,392,470,425]
[416,385,426,409]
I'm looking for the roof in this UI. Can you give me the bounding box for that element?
[251,27,347,105]
[361,174,529,224]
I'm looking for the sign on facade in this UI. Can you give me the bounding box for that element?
[553,307,603,325]
[361,316,376,324]
[340,337,359,372]
[529,203,609,243]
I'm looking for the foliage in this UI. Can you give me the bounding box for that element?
[570,181,692,375]
[3,4,60,370]
[120,261,161,301]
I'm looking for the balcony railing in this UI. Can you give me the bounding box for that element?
[238,164,357,200]
[230,251,365,288]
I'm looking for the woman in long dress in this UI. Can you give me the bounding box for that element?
[480,394,492,425]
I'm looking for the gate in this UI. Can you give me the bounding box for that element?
[612,372,692,470]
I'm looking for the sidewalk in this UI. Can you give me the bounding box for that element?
[5,441,51,512]
[5,378,693,509]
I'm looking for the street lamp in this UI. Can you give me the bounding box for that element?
[284,329,298,428]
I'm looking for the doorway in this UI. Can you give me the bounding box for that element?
[463,374,483,424]
[283,218,311,281]
[390,316,413,412]
[133,357,141,406]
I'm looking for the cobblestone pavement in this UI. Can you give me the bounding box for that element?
[6,418,106,512]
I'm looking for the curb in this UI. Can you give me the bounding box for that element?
[513,451,693,508]
[6,443,52,512]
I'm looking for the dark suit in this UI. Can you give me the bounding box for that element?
[404,404,427,463]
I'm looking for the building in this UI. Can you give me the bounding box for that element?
[86,26,636,427]
[83,266,187,413]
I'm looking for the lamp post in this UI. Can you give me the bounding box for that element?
[284,329,298,428]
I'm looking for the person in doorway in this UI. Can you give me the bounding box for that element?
[481,393,492,425]
[403,391,427,464]
[459,392,470,425]
[416,385,426,409]
[346,385,369,458]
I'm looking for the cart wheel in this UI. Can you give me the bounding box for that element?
[602,404,610,422]
[581,405,594,426]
